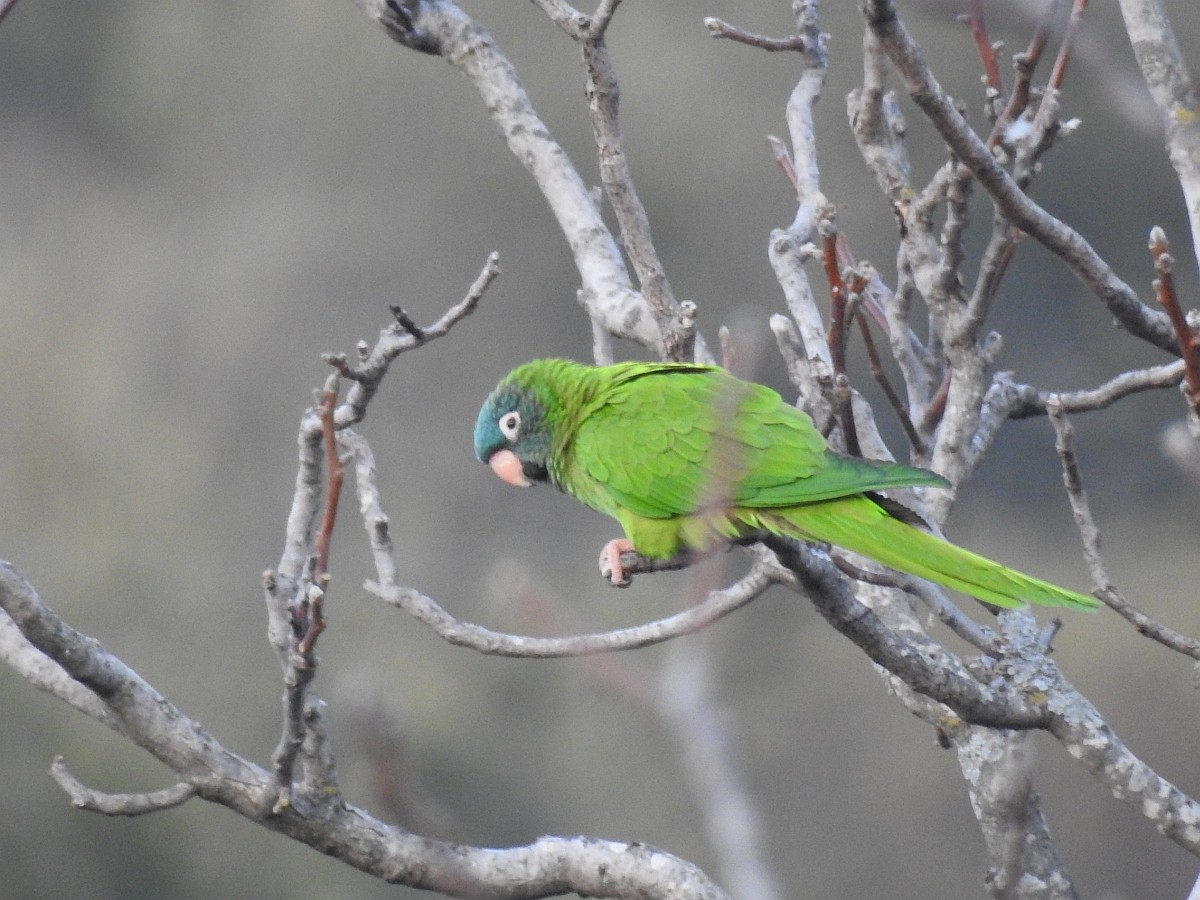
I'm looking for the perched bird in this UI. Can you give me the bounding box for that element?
[473,359,1099,610]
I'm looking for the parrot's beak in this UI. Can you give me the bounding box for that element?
[487,449,532,487]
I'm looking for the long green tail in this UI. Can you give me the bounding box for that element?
[769,496,1099,610]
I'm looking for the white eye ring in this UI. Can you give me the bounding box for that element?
[498,411,521,441]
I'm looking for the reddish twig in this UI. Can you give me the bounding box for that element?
[822,230,850,374]
[820,229,863,455]
[273,377,345,806]
[962,0,1002,93]
[298,380,342,656]
[717,325,736,372]
[920,371,952,432]
[1149,227,1200,411]
[835,265,923,451]
[1047,0,1087,92]
[831,373,860,457]
[986,2,1056,156]
[314,382,342,580]
[855,310,925,453]
[767,135,801,198]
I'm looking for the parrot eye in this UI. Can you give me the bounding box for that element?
[498,411,521,441]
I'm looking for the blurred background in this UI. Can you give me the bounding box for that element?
[1,1,1198,897]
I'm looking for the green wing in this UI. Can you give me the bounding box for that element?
[570,365,945,520]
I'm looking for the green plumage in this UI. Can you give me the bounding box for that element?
[474,359,1098,610]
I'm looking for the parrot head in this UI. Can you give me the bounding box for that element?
[474,380,553,488]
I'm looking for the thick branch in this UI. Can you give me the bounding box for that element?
[0,605,117,728]
[762,539,1048,730]
[0,561,271,804]
[2,560,730,898]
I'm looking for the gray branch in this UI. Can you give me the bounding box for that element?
[0,559,730,899]
[50,757,197,816]
[352,0,662,352]
[859,0,1177,354]
[1118,0,1200,284]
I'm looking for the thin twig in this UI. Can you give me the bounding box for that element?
[313,379,341,584]
[965,216,1022,328]
[1007,361,1185,418]
[298,378,342,657]
[388,305,424,339]
[344,428,783,657]
[326,252,498,429]
[705,17,807,53]
[920,371,951,432]
[855,309,925,453]
[1046,399,1200,659]
[1149,227,1200,411]
[1046,0,1088,92]
[822,229,850,375]
[373,554,783,659]
[831,555,997,652]
[767,134,802,197]
[820,229,864,455]
[50,758,196,816]
[962,0,1002,94]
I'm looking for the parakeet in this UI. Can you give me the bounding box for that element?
[473,359,1099,610]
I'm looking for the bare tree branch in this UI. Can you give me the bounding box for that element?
[50,758,197,816]
[659,634,783,900]
[325,251,499,429]
[352,0,662,351]
[2,514,732,900]
[6,2,1200,896]
[1003,362,1185,419]
[345,424,783,657]
[0,605,117,728]
[764,539,1049,731]
[1118,0,1200,286]
[859,0,1177,354]
[1149,227,1200,415]
[705,16,809,53]
[1047,399,1200,659]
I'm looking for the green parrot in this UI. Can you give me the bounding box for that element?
[473,359,1098,610]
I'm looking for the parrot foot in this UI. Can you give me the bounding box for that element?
[599,538,635,588]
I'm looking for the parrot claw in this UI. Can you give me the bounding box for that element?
[599,538,634,588]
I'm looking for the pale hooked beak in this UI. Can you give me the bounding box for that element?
[487,448,532,487]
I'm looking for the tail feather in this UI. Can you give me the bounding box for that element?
[764,496,1098,611]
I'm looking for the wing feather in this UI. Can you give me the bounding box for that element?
[569,366,945,521]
